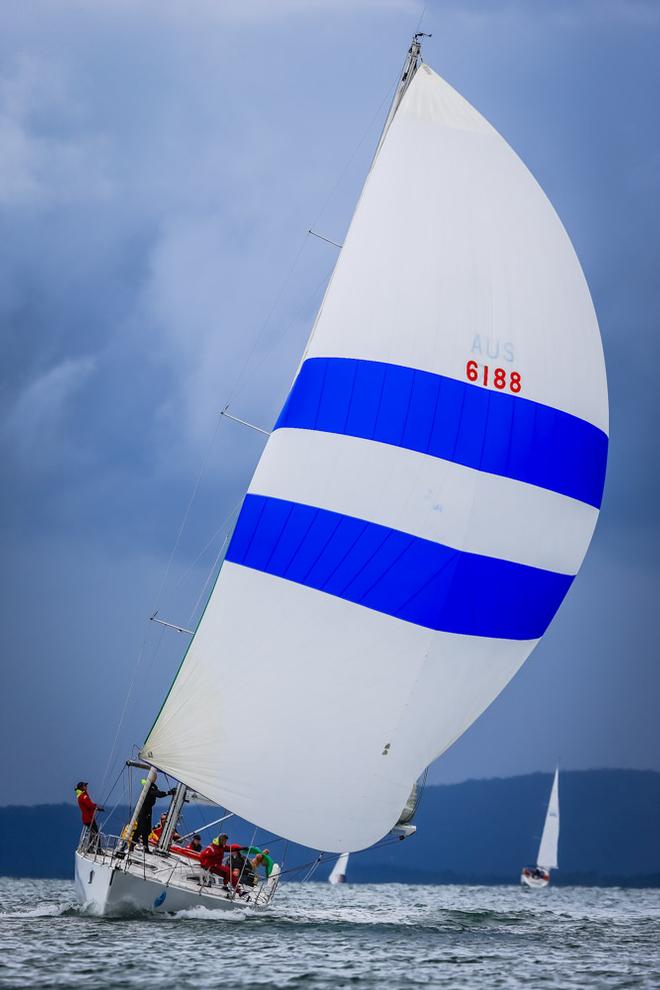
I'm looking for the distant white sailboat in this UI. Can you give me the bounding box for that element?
[75,30,606,915]
[329,852,350,885]
[521,768,560,888]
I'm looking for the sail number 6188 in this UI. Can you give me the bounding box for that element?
[466,360,522,394]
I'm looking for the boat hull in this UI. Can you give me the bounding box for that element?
[74,849,277,915]
[520,868,550,889]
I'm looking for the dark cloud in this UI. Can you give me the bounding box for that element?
[1,0,657,804]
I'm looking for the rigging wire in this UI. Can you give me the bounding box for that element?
[308,81,397,235]
[96,61,411,817]
[234,267,340,416]
[170,497,243,604]
[152,417,223,614]
[141,499,241,684]
[223,230,311,410]
[99,418,223,795]
[273,830,416,883]
[187,527,232,626]
[99,636,148,798]
[231,824,259,899]
[126,621,168,728]
[223,71,399,411]
[99,763,128,829]
[301,855,324,883]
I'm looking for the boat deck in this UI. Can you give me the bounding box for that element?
[77,832,278,909]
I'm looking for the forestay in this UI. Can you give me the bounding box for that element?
[143,64,608,852]
[537,768,560,871]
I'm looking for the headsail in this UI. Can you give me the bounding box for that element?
[143,56,607,853]
[537,768,560,871]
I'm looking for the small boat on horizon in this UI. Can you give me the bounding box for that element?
[329,853,350,885]
[521,768,560,889]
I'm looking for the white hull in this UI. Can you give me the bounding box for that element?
[75,846,279,916]
[520,869,550,889]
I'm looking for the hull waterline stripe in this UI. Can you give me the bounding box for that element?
[274,357,608,509]
[226,494,573,640]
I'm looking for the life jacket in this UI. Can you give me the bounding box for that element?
[200,837,245,871]
[200,840,225,871]
[76,788,97,826]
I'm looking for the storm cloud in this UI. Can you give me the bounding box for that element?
[1,0,658,803]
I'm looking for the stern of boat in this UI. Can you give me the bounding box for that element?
[520,867,550,889]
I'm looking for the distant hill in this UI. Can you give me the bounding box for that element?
[1,770,658,885]
[351,769,660,886]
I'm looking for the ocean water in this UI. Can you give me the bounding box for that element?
[0,878,658,989]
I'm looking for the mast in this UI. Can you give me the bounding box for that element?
[124,766,157,842]
[157,781,187,852]
[373,33,431,160]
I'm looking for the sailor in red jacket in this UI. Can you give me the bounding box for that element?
[75,781,104,846]
[199,833,245,887]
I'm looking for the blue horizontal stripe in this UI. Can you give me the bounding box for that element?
[226,495,573,640]
[274,357,608,509]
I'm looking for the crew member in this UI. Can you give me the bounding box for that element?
[229,847,251,886]
[238,851,259,887]
[130,776,175,854]
[199,833,245,887]
[188,834,203,852]
[75,781,104,847]
[149,812,181,846]
[241,849,271,886]
[249,852,266,878]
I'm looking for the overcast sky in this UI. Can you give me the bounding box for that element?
[1,0,658,806]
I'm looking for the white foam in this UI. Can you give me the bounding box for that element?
[170,904,247,922]
[0,901,75,919]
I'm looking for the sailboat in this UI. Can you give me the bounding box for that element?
[521,768,560,888]
[74,34,607,915]
[329,853,350,885]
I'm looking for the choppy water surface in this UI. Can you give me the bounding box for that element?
[1,878,658,989]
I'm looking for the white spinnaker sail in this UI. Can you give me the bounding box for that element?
[537,768,560,871]
[143,65,608,853]
[329,852,350,884]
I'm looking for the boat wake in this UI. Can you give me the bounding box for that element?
[2,898,525,932]
[170,904,248,922]
[0,901,80,920]
[1,897,250,923]
[266,898,527,934]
